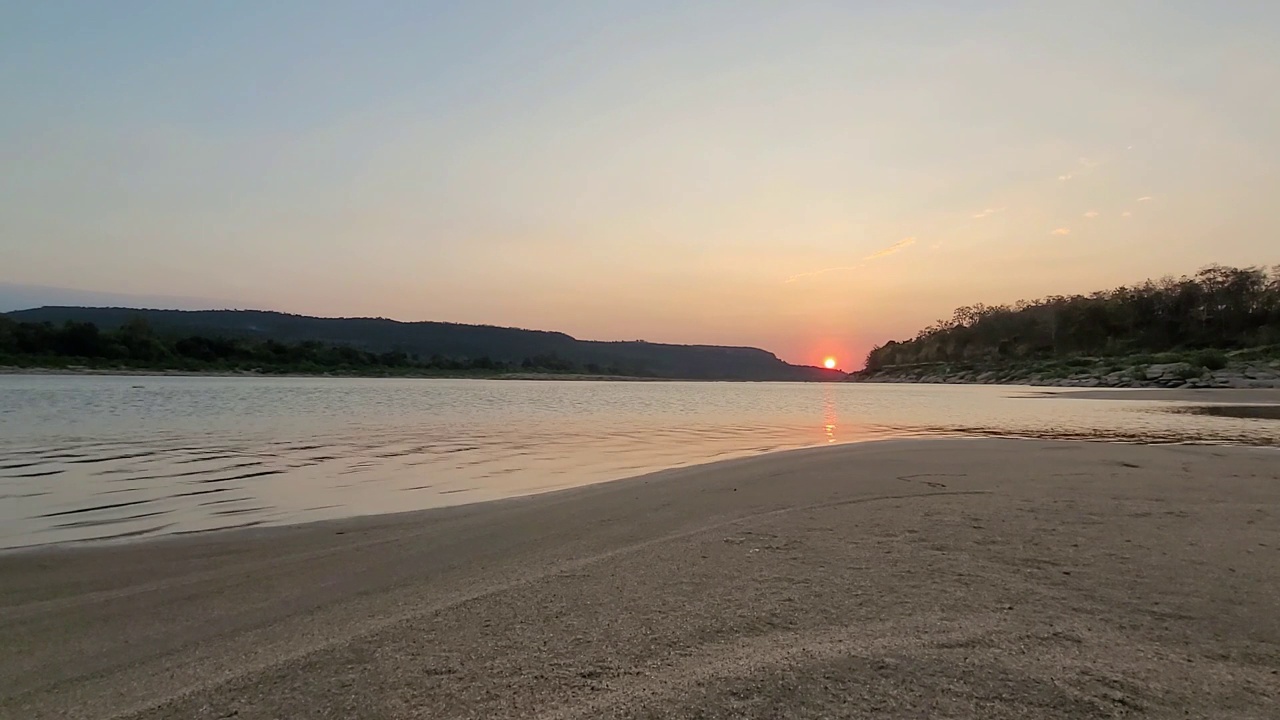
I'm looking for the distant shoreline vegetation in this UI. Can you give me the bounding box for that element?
[853,264,1280,388]
[0,317,645,378]
[3,307,843,382]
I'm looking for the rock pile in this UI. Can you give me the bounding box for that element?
[851,361,1280,389]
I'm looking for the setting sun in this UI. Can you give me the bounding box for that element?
[823,357,837,369]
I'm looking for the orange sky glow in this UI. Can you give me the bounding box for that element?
[3,4,1278,369]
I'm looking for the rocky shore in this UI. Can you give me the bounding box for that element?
[851,358,1280,389]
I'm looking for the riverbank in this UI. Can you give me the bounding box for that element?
[1058,387,1280,403]
[0,366,839,383]
[2,438,1276,719]
[851,355,1280,389]
[0,365,654,381]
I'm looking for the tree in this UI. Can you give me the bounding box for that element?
[864,264,1280,369]
[55,321,104,357]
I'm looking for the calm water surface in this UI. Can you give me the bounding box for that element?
[1,376,1276,549]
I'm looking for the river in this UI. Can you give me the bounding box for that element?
[1,375,1275,549]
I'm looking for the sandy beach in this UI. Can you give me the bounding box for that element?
[1058,388,1280,404]
[1,438,1278,719]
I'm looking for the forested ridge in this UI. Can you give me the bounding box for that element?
[0,309,844,381]
[865,265,1280,371]
[0,316,611,376]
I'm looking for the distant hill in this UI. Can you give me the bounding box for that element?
[4,307,844,381]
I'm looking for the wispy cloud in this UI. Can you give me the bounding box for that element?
[1136,195,1153,202]
[1057,156,1105,182]
[785,237,918,282]
[1121,211,1132,218]
[971,207,1005,219]
[1083,210,1099,219]
[1051,228,1071,236]
[864,236,917,260]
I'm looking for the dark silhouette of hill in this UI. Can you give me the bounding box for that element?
[4,307,843,381]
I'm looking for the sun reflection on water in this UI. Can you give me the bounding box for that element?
[822,385,838,443]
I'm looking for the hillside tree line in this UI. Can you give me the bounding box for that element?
[0,317,629,375]
[866,265,1280,370]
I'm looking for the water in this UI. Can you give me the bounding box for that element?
[1,375,1276,550]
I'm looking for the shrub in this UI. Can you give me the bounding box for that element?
[1193,349,1228,371]
[1176,364,1203,380]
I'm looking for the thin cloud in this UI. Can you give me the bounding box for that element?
[785,236,917,283]
[1083,210,1099,219]
[971,207,1005,219]
[1121,211,1132,218]
[1136,195,1153,202]
[864,236,917,260]
[1058,156,1106,182]
[1051,228,1071,236]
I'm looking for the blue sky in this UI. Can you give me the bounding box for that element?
[3,1,1278,364]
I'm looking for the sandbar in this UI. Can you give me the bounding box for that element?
[1,439,1277,719]
[1056,387,1280,404]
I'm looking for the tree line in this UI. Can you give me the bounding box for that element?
[0,317,636,376]
[866,265,1280,370]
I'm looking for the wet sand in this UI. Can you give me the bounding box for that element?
[1058,387,1280,404]
[1,438,1278,719]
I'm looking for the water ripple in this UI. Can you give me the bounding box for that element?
[1,376,1275,549]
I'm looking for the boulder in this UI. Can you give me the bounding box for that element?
[1244,367,1277,380]
[1148,362,1203,382]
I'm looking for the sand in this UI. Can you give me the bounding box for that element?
[1057,387,1280,404]
[1,438,1278,719]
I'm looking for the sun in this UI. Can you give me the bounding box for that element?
[823,357,837,370]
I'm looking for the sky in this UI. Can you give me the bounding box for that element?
[3,1,1278,368]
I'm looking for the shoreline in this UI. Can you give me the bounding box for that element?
[1053,387,1280,403]
[0,366,657,382]
[850,357,1280,390]
[3,437,1277,718]
[0,438,923,557]
[12,391,1278,556]
[0,367,836,383]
